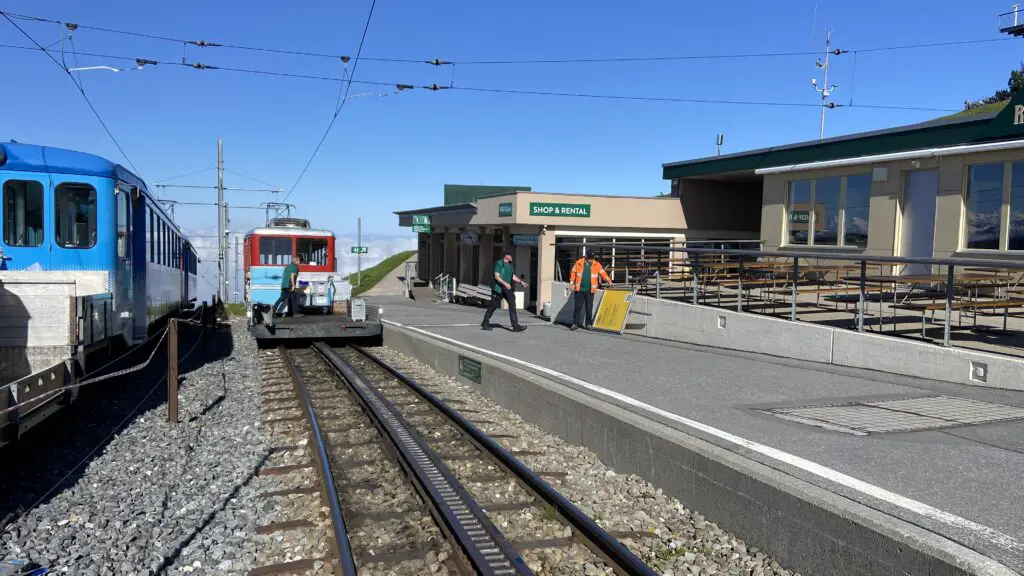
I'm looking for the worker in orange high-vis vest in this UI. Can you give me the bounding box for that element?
[568,252,612,331]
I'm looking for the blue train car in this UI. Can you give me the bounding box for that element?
[0,141,197,348]
[0,142,199,446]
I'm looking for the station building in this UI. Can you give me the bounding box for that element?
[395,184,758,311]
[663,91,1024,268]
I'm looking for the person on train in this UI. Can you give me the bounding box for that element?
[273,254,303,318]
[568,251,612,331]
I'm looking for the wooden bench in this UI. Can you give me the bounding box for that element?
[454,283,492,306]
[892,298,1024,337]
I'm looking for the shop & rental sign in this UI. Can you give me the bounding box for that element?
[529,202,591,218]
[498,202,513,217]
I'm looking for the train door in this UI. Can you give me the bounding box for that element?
[114,186,134,341]
[129,188,147,342]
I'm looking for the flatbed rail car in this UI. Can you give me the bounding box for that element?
[0,142,198,447]
[243,217,381,342]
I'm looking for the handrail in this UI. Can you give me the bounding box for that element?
[554,241,1024,270]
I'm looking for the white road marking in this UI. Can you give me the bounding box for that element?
[383,318,1024,564]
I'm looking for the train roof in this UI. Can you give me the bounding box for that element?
[1,141,187,242]
[245,227,335,238]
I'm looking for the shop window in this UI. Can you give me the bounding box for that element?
[787,180,812,245]
[297,237,328,266]
[3,179,44,247]
[259,237,293,265]
[965,163,1004,250]
[787,174,871,248]
[55,183,97,249]
[844,174,872,248]
[1009,162,1024,250]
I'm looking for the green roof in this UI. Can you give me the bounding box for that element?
[443,184,531,205]
[663,92,1024,180]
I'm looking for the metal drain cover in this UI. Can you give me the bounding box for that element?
[762,395,1024,435]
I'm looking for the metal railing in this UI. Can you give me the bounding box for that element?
[557,241,1024,351]
[433,272,455,302]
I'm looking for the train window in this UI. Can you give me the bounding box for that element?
[149,208,155,262]
[55,183,97,249]
[2,179,44,247]
[259,237,292,265]
[297,238,328,266]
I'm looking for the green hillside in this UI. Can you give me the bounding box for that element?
[345,250,417,296]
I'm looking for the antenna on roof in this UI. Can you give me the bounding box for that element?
[716,133,724,156]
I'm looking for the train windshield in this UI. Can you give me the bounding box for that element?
[297,237,329,266]
[2,179,44,247]
[258,237,292,265]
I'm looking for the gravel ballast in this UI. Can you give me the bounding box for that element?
[0,319,267,575]
[370,346,802,576]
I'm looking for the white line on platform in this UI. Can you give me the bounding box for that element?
[407,323,549,328]
[383,318,1024,564]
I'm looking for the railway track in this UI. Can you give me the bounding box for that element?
[252,343,658,576]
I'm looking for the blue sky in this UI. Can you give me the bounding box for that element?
[3,0,1024,245]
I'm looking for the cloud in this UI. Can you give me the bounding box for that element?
[334,235,417,276]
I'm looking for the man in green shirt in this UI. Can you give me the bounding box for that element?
[273,255,303,318]
[482,250,529,332]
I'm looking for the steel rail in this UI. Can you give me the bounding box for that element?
[313,343,531,576]
[279,347,358,575]
[352,345,660,576]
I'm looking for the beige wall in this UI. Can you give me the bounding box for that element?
[473,193,687,229]
[759,149,1024,262]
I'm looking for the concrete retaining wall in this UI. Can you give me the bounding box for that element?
[384,324,1009,576]
[550,282,1024,391]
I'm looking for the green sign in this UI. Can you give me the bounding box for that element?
[789,211,810,223]
[412,214,431,225]
[350,246,368,254]
[498,202,513,217]
[458,355,482,384]
[529,202,591,218]
[412,224,432,233]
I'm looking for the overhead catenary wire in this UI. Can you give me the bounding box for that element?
[280,0,378,208]
[1,9,1016,66]
[0,42,957,112]
[1,13,141,175]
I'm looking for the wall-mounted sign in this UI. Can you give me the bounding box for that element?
[412,224,432,233]
[511,234,538,246]
[789,211,810,223]
[529,202,591,218]
[461,231,480,245]
[458,355,482,384]
[412,214,431,225]
[498,202,513,217]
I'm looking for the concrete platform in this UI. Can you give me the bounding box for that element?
[371,295,1024,575]
[250,311,382,342]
